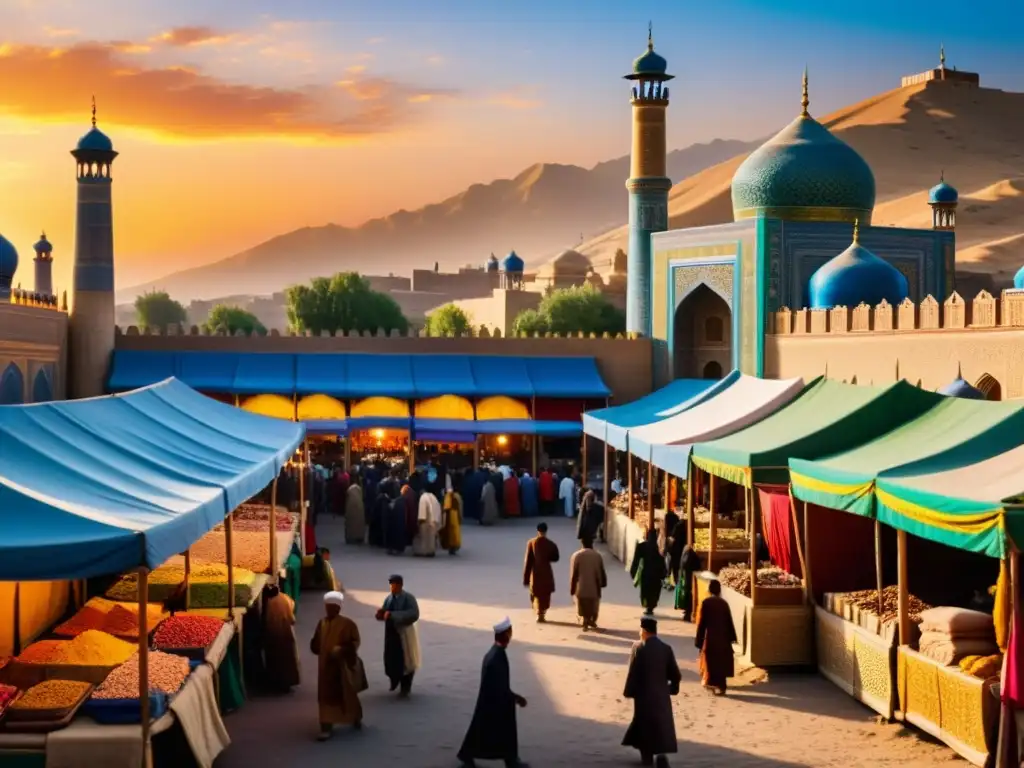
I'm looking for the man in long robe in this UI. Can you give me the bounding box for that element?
[440,484,463,555]
[576,488,601,542]
[383,491,408,555]
[522,522,560,623]
[462,469,484,521]
[401,484,419,547]
[376,574,421,697]
[695,578,737,694]
[310,591,366,740]
[414,489,441,556]
[263,584,300,691]
[344,482,366,544]
[480,480,500,526]
[457,617,529,768]
[674,544,702,622]
[631,529,667,615]
[558,473,576,518]
[538,467,556,516]
[622,616,681,767]
[502,472,521,518]
[569,536,607,630]
[519,472,539,517]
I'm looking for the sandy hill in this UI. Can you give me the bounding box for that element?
[119,138,756,302]
[578,82,1024,290]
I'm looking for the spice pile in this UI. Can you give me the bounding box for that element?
[55,603,164,640]
[0,683,18,716]
[233,504,293,524]
[18,631,136,667]
[189,530,275,573]
[228,518,294,533]
[959,654,1003,680]
[54,607,108,637]
[92,651,190,700]
[718,562,802,597]
[832,586,932,626]
[106,561,257,607]
[11,680,90,711]
[694,528,750,551]
[153,615,226,651]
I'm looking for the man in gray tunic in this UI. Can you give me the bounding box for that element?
[376,574,421,697]
[622,616,681,767]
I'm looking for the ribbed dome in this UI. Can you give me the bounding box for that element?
[939,377,984,400]
[500,251,524,273]
[76,126,114,152]
[929,178,958,204]
[33,233,52,255]
[0,234,19,293]
[808,224,908,310]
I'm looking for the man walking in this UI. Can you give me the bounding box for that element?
[376,574,421,697]
[569,535,607,630]
[622,616,682,767]
[457,617,529,768]
[522,522,560,623]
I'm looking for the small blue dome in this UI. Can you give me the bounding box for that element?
[33,233,52,255]
[632,43,667,76]
[0,234,19,294]
[939,377,984,400]
[1013,265,1024,290]
[808,225,909,310]
[76,126,113,152]
[501,251,524,273]
[929,178,958,204]
[485,254,499,272]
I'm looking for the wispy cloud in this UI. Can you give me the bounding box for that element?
[43,26,78,38]
[0,41,460,143]
[425,55,444,66]
[488,86,542,110]
[150,26,252,48]
[366,36,385,45]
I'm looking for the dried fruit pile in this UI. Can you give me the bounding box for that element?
[18,631,135,667]
[694,528,750,551]
[92,651,190,700]
[718,562,801,597]
[153,615,226,651]
[11,680,90,711]
[233,504,292,524]
[832,586,932,626]
[0,683,18,715]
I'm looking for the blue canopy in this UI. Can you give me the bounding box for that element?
[0,378,305,581]
[304,419,349,435]
[109,351,611,399]
[410,418,582,438]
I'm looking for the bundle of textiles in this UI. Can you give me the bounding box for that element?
[917,607,998,666]
[958,654,1004,680]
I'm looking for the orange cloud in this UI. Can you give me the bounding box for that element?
[489,87,542,110]
[44,26,79,38]
[0,42,458,142]
[150,26,248,48]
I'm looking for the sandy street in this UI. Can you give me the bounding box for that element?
[217,516,956,767]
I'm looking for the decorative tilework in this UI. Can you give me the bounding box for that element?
[673,264,734,308]
[741,246,756,373]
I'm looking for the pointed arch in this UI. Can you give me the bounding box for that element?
[974,373,1002,401]
[31,367,52,403]
[0,363,24,405]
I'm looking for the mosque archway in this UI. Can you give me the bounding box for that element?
[0,363,24,405]
[31,368,52,403]
[974,373,1002,401]
[673,283,732,379]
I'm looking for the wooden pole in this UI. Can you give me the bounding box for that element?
[602,440,610,542]
[269,478,279,583]
[803,501,813,601]
[473,435,480,470]
[709,473,718,572]
[138,567,151,768]
[225,512,236,621]
[298,438,307,555]
[627,450,635,520]
[646,459,655,534]
[787,485,809,604]
[874,519,885,615]
[686,461,695,547]
[531,435,538,476]
[897,529,910,646]
[183,550,191,610]
[747,486,757,605]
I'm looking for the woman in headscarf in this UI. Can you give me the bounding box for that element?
[440,474,464,555]
[310,591,366,739]
[480,477,500,526]
[344,479,366,545]
[630,529,667,616]
[263,583,300,691]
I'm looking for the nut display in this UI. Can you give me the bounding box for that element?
[232,504,293,525]
[11,680,90,711]
[153,615,226,650]
[718,561,802,596]
[227,518,295,533]
[694,528,750,551]
[18,630,135,667]
[92,651,190,700]
[830,586,932,626]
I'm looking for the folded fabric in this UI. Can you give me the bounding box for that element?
[919,633,998,666]
[919,606,994,636]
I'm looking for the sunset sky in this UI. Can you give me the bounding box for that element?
[0,0,1021,292]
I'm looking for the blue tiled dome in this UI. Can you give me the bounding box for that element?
[808,224,908,310]
[929,178,958,204]
[0,234,19,293]
[939,377,984,400]
[1013,265,1024,290]
[33,233,52,255]
[485,254,499,272]
[501,251,524,273]
[632,43,667,76]
[76,126,114,152]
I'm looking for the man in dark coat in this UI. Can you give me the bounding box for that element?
[458,617,529,768]
[631,529,667,615]
[576,488,601,542]
[522,522,560,623]
[622,616,681,767]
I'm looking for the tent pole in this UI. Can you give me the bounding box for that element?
[787,484,809,604]
[874,519,884,615]
[473,436,480,470]
[627,450,635,521]
[685,461,694,548]
[897,529,909,646]
[747,486,757,606]
[138,567,152,768]
[582,434,588,488]
[802,501,813,601]
[343,435,352,470]
[183,550,191,610]
[601,440,610,543]
[709,473,718,572]
[12,582,20,656]
[531,435,538,476]
[226,512,236,622]
[646,460,654,534]
[299,438,308,556]
[270,478,279,584]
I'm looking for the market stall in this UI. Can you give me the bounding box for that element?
[0,378,304,768]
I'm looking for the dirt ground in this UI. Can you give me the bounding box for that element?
[216,516,957,767]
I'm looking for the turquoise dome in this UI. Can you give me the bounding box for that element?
[731,115,876,223]
[33,233,52,255]
[76,126,113,152]
[632,44,667,76]
[0,234,19,295]
[501,251,524,273]
[808,225,908,309]
[1013,265,1024,290]
[929,179,958,204]
[939,377,984,400]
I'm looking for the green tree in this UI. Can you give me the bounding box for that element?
[512,284,625,336]
[285,272,409,335]
[425,303,473,337]
[135,290,187,330]
[203,304,266,336]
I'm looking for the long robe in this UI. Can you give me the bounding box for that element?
[631,537,667,612]
[696,594,737,689]
[559,476,576,517]
[520,475,539,517]
[523,535,560,615]
[674,545,702,616]
[263,591,300,690]
[440,491,463,553]
[480,482,499,526]
[622,635,681,756]
[576,490,601,541]
[402,489,419,545]
[457,644,519,762]
[344,484,366,544]
[382,591,421,684]
[383,496,408,553]
[503,476,521,517]
[569,546,607,625]
[462,471,484,521]
[414,492,441,556]
[310,615,365,725]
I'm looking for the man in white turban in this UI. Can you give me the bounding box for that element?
[310,590,366,739]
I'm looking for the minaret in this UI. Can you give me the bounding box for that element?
[624,24,672,336]
[928,171,958,230]
[33,232,54,298]
[69,98,118,398]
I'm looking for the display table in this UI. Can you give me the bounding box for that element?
[815,606,896,719]
[606,512,651,569]
[895,646,998,767]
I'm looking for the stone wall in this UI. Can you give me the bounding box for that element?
[0,302,69,401]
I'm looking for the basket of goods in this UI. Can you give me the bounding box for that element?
[152,615,227,660]
[84,651,190,724]
[5,680,93,732]
[694,528,750,552]
[718,561,802,598]
[0,683,19,725]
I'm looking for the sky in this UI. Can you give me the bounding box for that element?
[0,0,1021,292]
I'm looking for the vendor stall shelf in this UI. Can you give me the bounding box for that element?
[815,606,897,719]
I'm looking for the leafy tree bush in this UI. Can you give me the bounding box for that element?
[285,272,409,335]
[424,304,473,337]
[203,304,266,336]
[135,290,187,330]
[512,284,625,336]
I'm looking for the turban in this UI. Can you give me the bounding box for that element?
[494,616,512,633]
[324,591,345,608]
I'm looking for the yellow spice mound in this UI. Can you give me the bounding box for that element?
[58,630,136,666]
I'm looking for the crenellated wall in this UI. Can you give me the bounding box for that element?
[114,325,654,404]
[765,290,1024,398]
